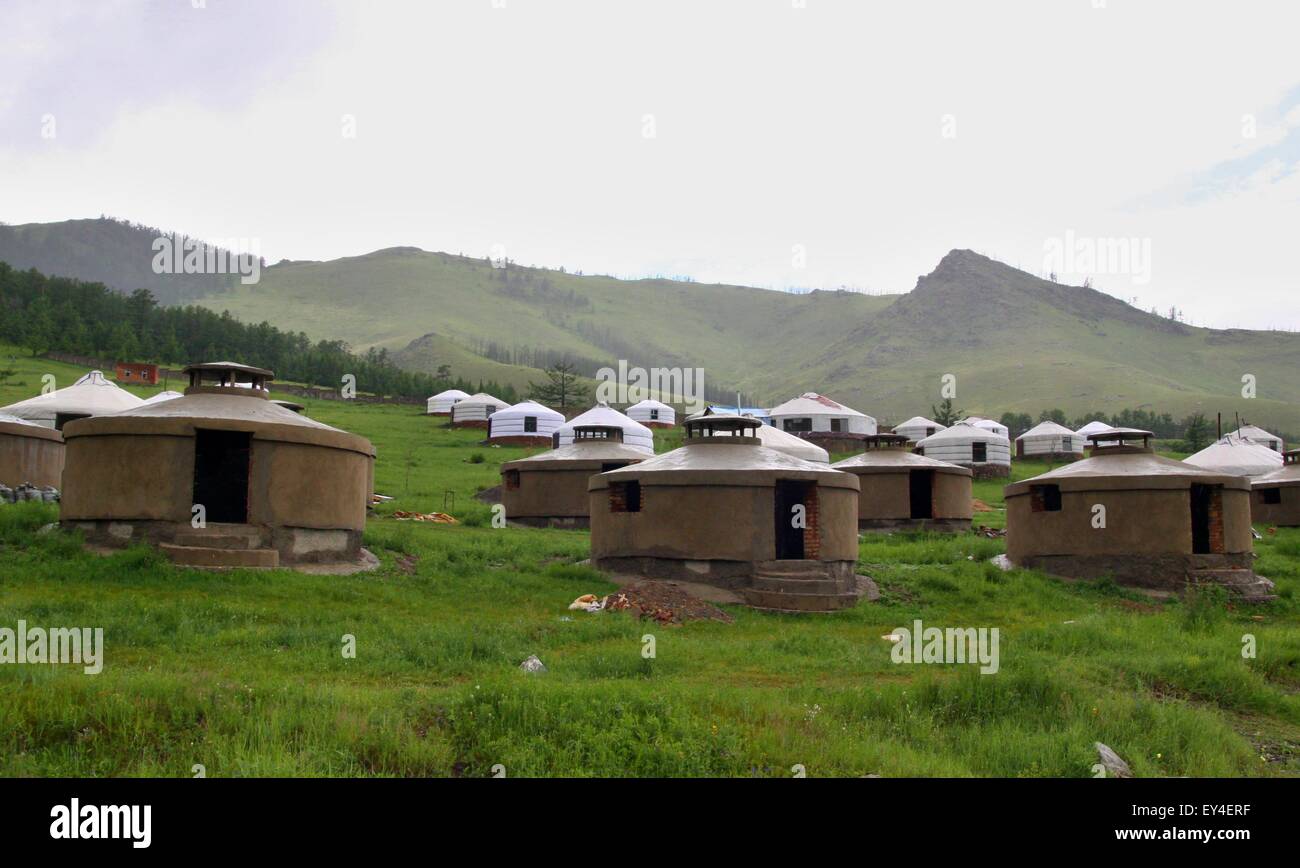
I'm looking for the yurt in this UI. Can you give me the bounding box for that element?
[957,416,1011,439]
[1005,429,1272,601]
[555,403,654,454]
[892,416,946,443]
[1016,421,1085,460]
[0,411,64,489]
[706,405,773,425]
[1228,424,1284,453]
[500,424,650,528]
[427,388,469,416]
[1075,420,1113,441]
[1252,450,1300,526]
[449,392,508,428]
[59,362,376,571]
[1,370,144,430]
[916,422,1011,478]
[768,392,876,451]
[487,400,564,446]
[141,390,183,406]
[1185,436,1283,478]
[832,434,972,532]
[625,398,675,429]
[589,415,865,612]
[271,399,306,414]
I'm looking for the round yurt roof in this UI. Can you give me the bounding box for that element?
[459,392,508,408]
[430,388,470,401]
[0,370,145,423]
[917,422,1009,446]
[833,446,970,476]
[140,390,184,406]
[1075,420,1113,438]
[62,380,373,456]
[557,404,654,453]
[895,415,945,431]
[768,392,867,418]
[1017,420,1078,441]
[494,400,564,421]
[503,434,649,471]
[958,417,1009,434]
[1229,424,1282,446]
[751,422,830,464]
[0,411,63,442]
[1007,448,1249,496]
[626,398,672,412]
[1184,436,1283,478]
[1252,451,1300,487]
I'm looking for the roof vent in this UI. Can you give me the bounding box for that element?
[183,361,273,398]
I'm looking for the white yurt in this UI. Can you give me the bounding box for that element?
[140,390,184,406]
[752,421,830,464]
[1228,424,1284,453]
[956,416,1010,439]
[487,400,564,443]
[1075,420,1113,441]
[892,416,947,443]
[916,422,1012,478]
[555,403,654,455]
[427,388,470,416]
[1185,436,1284,478]
[450,392,509,427]
[625,398,675,428]
[1015,420,1084,459]
[768,393,876,436]
[0,370,144,430]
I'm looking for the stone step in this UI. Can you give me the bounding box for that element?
[1189,570,1277,602]
[172,530,264,550]
[753,560,838,578]
[160,544,279,569]
[742,588,862,613]
[750,574,847,595]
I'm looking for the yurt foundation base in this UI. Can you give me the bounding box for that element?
[1015,552,1275,602]
[508,515,590,530]
[962,464,1011,479]
[858,517,971,533]
[65,519,372,572]
[484,435,554,447]
[592,556,870,612]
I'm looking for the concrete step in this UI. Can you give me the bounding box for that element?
[1189,569,1277,602]
[742,587,862,613]
[753,560,837,578]
[750,574,847,595]
[160,544,279,569]
[172,531,264,550]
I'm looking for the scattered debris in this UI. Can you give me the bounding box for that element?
[519,655,546,674]
[989,554,1014,571]
[1094,742,1133,778]
[392,511,458,523]
[973,525,1006,538]
[971,498,994,512]
[568,593,604,612]
[598,582,734,624]
[1252,528,1263,540]
[371,493,395,503]
[395,554,419,574]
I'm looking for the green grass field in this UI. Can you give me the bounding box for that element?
[1,351,1298,777]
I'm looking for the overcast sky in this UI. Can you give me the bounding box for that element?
[2,0,1298,330]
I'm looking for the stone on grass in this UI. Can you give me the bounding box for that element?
[519,654,547,674]
[1094,742,1133,778]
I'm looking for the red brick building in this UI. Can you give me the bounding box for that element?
[115,363,159,385]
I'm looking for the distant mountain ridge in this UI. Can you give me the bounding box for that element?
[2,217,1298,434]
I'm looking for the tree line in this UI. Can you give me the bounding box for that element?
[0,262,519,401]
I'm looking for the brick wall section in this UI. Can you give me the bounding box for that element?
[609,481,640,512]
[1208,485,1225,554]
[803,484,820,559]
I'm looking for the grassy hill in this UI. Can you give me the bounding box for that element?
[3,218,1298,435]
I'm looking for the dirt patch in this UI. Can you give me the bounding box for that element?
[475,485,502,504]
[971,499,996,512]
[602,581,735,625]
[1115,598,1162,614]
[395,554,419,575]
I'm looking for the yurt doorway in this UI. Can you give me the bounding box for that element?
[1189,484,1222,554]
[775,480,814,560]
[909,470,934,519]
[194,429,252,524]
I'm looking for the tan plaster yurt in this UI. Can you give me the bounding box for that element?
[450,392,508,428]
[832,434,972,532]
[427,388,469,416]
[625,398,675,429]
[1015,420,1085,460]
[1185,436,1283,479]
[487,400,564,446]
[554,403,654,454]
[0,411,65,489]
[589,415,866,612]
[500,425,649,528]
[768,393,876,451]
[1252,450,1300,526]
[892,416,946,443]
[59,362,376,571]
[1005,429,1272,601]
[1,370,144,430]
[916,422,1011,478]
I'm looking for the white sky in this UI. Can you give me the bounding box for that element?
[2,0,1298,329]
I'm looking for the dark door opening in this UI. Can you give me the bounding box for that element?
[194,429,251,524]
[1190,484,1213,554]
[774,480,811,560]
[909,470,934,519]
